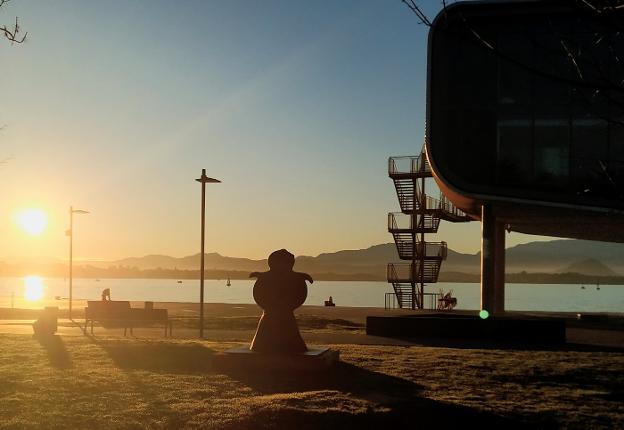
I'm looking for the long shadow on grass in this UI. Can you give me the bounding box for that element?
[91,339,537,428]
[227,406,538,430]
[223,362,530,429]
[36,334,72,369]
[99,339,217,373]
[85,339,211,427]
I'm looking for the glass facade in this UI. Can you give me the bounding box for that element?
[428,2,624,209]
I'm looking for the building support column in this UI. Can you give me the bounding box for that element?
[481,204,506,315]
[493,220,506,314]
[481,203,497,314]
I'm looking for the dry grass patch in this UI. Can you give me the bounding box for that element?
[0,333,621,429]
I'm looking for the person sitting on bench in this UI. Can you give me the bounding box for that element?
[101,288,111,301]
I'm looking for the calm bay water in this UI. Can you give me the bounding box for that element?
[0,277,622,313]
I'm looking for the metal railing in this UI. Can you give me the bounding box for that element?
[387,212,440,232]
[385,292,399,309]
[384,291,442,310]
[392,240,448,260]
[423,292,442,310]
[387,262,399,282]
[437,194,469,219]
[387,262,441,283]
[395,191,441,214]
[388,155,431,176]
[415,241,448,260]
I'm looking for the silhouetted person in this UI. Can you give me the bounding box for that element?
[249,249,313,353]
[325,296,335,307]
[101,288,111,301]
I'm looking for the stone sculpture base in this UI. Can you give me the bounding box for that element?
[217,347,340,372]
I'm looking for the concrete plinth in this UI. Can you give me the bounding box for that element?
[367,314,566,344]
[216,347,340,372]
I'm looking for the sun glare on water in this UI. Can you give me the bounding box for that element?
[24,276,45,301]
[15,208,48,235]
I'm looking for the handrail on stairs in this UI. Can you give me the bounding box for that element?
[388,155,431,175]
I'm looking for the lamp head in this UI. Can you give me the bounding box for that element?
[195,168,221,184]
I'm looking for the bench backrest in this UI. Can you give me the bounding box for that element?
[86,301,131,319]
[128,308,168,321]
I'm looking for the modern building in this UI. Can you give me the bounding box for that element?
[426,0,624,313]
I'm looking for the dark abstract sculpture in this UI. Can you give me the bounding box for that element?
[249,249,313,353]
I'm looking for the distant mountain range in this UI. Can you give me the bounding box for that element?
[107,239,624,276]
[2,239,624,281]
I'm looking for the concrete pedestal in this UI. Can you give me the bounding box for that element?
[367,314,566,343]
[216,347,340,372]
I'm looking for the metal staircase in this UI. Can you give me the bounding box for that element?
[386,149,472,309]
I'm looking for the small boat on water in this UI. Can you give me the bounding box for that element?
[581,285,586,289]
[177,280,183,284]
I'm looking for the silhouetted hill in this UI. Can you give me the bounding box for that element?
[444,249,480,274]
[442,239,624,275]
[295,244,394,277]
[559,258,618,277]
[100,239,624,277]
[3,239,624,281]
[505,239,624,273]
[111,253,266,272]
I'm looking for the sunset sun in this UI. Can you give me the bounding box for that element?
[15,208,48,235]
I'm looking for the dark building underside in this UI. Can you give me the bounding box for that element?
[426,0,624,242]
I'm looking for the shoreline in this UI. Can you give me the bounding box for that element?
[0,302,622,350]
[2,275,624,285]
[1,300,623,320]
[0,296,624,320]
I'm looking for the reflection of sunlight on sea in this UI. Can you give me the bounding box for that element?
[24,276,45,301]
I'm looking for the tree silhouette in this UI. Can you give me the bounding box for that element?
[0,0,26,44]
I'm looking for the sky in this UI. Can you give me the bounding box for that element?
[0,0,549,261]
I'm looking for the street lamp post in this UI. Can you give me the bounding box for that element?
[195,169,220,338]
[68,206,89,320]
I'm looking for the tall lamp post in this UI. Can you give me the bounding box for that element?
[67,206,89,320]
[196,169,220,338]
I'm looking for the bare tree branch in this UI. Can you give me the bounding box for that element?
[0,0,26,44]
[1,16,26,43]
[401,0,432,26]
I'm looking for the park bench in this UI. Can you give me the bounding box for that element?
[84,301,172,336]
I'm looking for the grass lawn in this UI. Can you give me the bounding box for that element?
[0,330,622,429]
